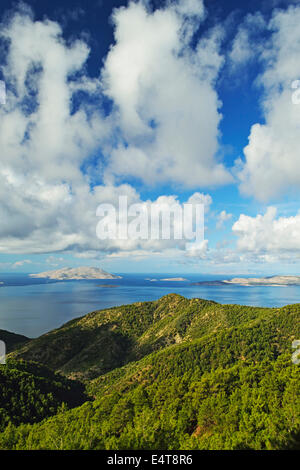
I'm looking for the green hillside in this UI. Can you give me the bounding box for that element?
[0,294,299,450]
[0,359,87,431]
[10,294,286,379]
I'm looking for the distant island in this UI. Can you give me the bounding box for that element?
[145,277,188,282]
[193,275,300,287]
[30,267,122,280]
[191,280,226,286]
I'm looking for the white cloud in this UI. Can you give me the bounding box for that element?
[3,1,299,271]
[185,239,208,259]
[174,0,205,17]
[0,6,106,254]
[232,207,300,260]
[187,205,300,266]
[229,12,266,68]
[216,210,232,229]
[45,256,65,266]
[188,205,300,266]
[186,192,212,211]
[238,5,300,200]
[102,0,231,187]
[94,191,211,255]
[0,10,105,183]
[12,259,32,268]
[0,2,228,260]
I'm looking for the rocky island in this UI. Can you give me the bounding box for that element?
[193,275,300,287]
[29,267,122,280]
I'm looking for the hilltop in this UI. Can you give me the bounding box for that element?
[9,294,300,382]
[11,293,283,380]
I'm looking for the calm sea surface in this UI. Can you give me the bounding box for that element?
[0,273,299,337]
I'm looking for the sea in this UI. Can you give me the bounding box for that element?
[0,273,299,338]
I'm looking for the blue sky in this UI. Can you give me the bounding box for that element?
[0,0,300,275]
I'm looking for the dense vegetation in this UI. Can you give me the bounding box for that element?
[0,360,87,431]
[10,294,283,379]
[0,294,299,450]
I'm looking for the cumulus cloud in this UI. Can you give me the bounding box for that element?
[216,210,232,229]
[0,1,227,259]
[102,0,231,187]
[0,5,109,254]
[184,206,300,266]
[238,5,300,200]
[189,205,300,266]
[0,9,106,182]
[0,6,125,256]
[232,207,300,260]
[186,192,212,211]
[2,0,298,270]
[184,239,208,259]
[95,191,211,255]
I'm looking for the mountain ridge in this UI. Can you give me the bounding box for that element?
[1,294,299,450]
[9,293,295,380]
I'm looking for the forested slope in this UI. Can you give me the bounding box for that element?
[0,295,299,450]
[11,294,284,379]
[0,360,87,431]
